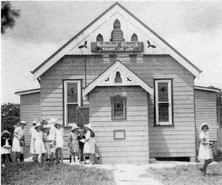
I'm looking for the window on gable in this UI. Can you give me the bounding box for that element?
[131,33,138,41]
[64,80,81,126]
[154,79,173,126]
[96,34,103,41]
[110,95,127,120]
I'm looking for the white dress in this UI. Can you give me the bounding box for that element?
[12,127,25,153]
[55,128,64,149]
[32,131,46,155]
[29,127,36,154]
[83,131,95,154]
[48,124,56,152]
[198,131,212,160]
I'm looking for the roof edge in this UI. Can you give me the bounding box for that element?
[15,88,41,96]
[194,86,221,92]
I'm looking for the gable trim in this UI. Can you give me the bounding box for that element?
[83,60,153,96]
[32,2,201,79]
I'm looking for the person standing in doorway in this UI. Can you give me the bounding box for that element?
[198,123,214,175]
[12,121,26,162]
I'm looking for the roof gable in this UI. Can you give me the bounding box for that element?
[83,60,153,96]
[32,2,201,79]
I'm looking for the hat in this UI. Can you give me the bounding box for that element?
[43,125,51,130]
[1,130,11,136]
[48,118,58,124]
[35,122,42,129]
[32,119,38,125]
[54,121,63,126]
[71,124,79,131]
[20,121,26,125]
[200,123,210,131]
[85,124,92,130]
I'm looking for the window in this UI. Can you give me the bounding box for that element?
[64,80,81,126]
[131,33,138,41]
[110,95,127,120]
[155,79,173,126]
[96,34,103,42]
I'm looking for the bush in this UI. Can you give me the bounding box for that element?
[213,147,222,162]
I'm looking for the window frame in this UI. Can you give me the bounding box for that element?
[154,79,173,126]
[64,80,82,126]
[110,95,127,120]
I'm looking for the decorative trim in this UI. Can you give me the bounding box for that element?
[83,60,153,96]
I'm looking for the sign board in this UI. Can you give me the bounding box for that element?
[113,130,126,140]
[91,42,143,52]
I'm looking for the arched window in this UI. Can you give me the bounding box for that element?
[111,19,124,41]
[96,34,103,42]
[114,19,121,28]
[131,33,138,41]
[114,71,122,83]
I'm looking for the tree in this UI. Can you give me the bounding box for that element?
[1,1,20,34]
[1,103,20,134]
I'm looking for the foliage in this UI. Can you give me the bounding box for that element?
[1,1,20,34]
[1,162,116,185]
[1,103,20,134]
[146,163,222,185]
[212,147,222,162]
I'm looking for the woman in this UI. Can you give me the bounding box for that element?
[12,121,26,162]
[198,123,214,175]
[83,124,95,165]
[1,130,12,167]
[68,124,79,164]
[29,119,37,159]
[32,122,46,163]
[42,125,53,163]
[55,121,64,164]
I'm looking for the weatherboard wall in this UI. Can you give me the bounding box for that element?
[39,54,196,160]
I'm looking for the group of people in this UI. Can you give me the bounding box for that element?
[1,118,98,167]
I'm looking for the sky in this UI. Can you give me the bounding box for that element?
[1,0,222,104]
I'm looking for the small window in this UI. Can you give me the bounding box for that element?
[154,79,173,126]
[114,71,122,83]
[64,80,81,126]
[96,34,103,41]
[110,95,127,120]
[131,33,138,41]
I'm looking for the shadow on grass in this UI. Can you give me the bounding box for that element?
[1,162,116,185]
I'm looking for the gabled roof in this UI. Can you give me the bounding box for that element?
[83,60,153,96]
[15,88,40,96]
[32,2,201,79]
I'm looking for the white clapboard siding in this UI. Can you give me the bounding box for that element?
[195,90,218,141]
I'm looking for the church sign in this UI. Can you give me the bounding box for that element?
[91,42,143,52]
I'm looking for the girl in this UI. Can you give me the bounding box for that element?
[68,124,79,164]
[29,119,37,159]
[54,121,64,164]
[32,122,46,163]
[48,118,58,163]
[42,125,53,163]
[1,130,12,167]
[83,124,95,165]
[198,123,214,175]
[12,121,26,162]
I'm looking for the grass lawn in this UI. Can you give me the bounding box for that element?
[1,162,116,185]
[145,162,222,185]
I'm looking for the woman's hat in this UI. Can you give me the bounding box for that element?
[71,124,79,131]
[20,121,26,125]
[48,118,58,124]
[1,130,11,136]
[34,122,42,129]
[200,123,210,131]
[85,124,92,130]
[32,119,38,125]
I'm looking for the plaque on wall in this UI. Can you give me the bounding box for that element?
[113,130,126,140]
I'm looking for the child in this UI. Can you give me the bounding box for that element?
[48,118,58,163]
[32,122,46,163]
[83,124,95,165]
[42,125,53,163]
[68,124,79,164]
[1,130,12,167]
[198,123,214,175]
[54,121,64,164]
[78,129,85,163]
[12,121,26,162]
[29,119,37,160]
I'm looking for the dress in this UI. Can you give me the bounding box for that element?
[198,131,212,160]
[29,127,36,154]
[83,131,95,154]
[32,131,46,155]
[69,132,79,153]
[55,128,64,149]
[12,127,25,153]
[43,133,51,155]
[1,137,12,154]
[48,124,56,153]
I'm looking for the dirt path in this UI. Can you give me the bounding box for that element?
[95,164,163,185]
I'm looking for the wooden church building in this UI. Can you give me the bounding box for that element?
[16,2,220,164]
